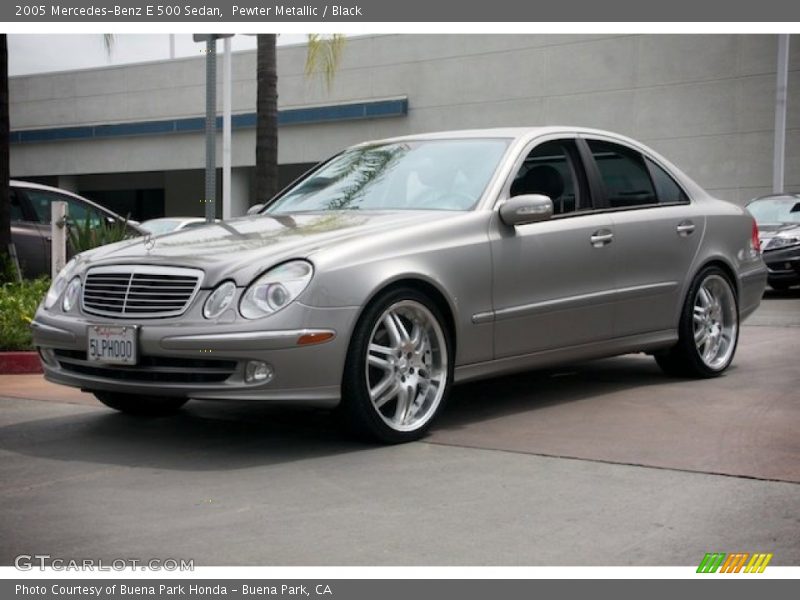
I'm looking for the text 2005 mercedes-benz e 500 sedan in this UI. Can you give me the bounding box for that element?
[32,127,768,443]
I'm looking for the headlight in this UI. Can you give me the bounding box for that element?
[239,260,314,319]
[44,257,77,310]
[764,236,800,251]
[203,280,237,319]
[61,277,81,312]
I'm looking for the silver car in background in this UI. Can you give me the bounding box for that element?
[32,127,767,443]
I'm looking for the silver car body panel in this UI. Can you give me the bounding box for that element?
[32,127,768,406]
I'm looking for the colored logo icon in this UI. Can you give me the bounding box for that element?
[697,552,773,573]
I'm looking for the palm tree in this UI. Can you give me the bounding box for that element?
[255,34,345,204]
[256,35,278,204]
[0,34,10,279]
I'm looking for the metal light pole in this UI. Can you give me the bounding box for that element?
[204,37,217,223]
[193,34,234,223]
[222,37,232,220]
[773,34,790,194]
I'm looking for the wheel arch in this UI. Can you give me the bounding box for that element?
[354,275,459,353]
[692,257,740,299]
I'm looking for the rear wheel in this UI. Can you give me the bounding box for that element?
[341,288,453,443]
[655,266,739,378]
[94,392,188,416]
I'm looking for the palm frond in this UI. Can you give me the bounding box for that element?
[305,34,346,89]
[103,34,115,58]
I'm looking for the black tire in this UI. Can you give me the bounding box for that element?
[655,266,739,378]
[94,392,188,416]
[340,287,454,444]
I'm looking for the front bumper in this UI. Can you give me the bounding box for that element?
[738,261,769,321]
[31,301,360,407]
[762,247,800,286]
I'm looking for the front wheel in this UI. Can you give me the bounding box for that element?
[94,392,188,416]
[655,267,739,378]
[341,288,453,443]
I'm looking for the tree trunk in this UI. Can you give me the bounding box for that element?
[0,34,11,267]
[255,34,278,205]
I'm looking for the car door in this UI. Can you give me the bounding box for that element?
[581,136,704,337]
[490,137,616,359]
[9,187,49,278]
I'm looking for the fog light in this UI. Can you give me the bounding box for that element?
[38,347,57,367]
[245,360,274,383]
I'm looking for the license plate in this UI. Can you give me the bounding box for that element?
[87,325,138,365]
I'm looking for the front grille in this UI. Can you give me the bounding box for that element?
[53,349,237,384]
[82,265,203,318]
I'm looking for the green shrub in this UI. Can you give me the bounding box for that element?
[0,278,50,351]
[68,215,134,254]
[0,252,19,285]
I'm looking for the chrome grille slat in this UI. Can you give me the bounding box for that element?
[81,265,203,319]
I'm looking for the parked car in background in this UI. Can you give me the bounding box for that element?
[746,193,800,290]
[139,217,216,235]
[32,127,767,443]
[10,180,143,278]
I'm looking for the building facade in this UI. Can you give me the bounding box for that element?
[9,34,800,220]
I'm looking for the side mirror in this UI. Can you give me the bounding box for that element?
[499,194,553,227]
[246,203,265,216]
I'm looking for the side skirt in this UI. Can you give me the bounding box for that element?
[454,330,678,384]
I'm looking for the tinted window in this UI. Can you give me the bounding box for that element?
[9,189,25,222]
[27,190,106,226]
[646,158,688,204]
[588,140,657,208]
[511,140,585,215]
[26,190,53,224]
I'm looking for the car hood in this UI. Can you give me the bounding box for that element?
[758,222,800,234]
[78,211,455,285]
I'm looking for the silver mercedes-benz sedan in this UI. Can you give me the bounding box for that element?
[32,127,767,443]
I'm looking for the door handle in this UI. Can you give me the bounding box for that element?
[590,229,614,248]
[676,220,695,236]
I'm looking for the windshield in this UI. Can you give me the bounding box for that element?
[747,196,800,225]
[266,139,510,214]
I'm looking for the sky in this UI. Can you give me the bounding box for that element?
[8,34,311,76]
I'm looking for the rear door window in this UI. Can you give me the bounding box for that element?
[646,158,689,204]
[587,140,657,208]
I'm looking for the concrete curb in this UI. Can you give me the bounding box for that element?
[0,352,43,374]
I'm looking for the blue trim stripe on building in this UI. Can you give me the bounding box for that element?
[10,98,408,144]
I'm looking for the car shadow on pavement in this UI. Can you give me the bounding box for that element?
[437,354,673,432]
[0,354,716,470]
[0,401,375,471]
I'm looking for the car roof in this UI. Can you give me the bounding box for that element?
[357,126,643,146]
[12,179,115,214]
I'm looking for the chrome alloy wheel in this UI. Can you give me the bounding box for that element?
[365,300,448,432]
[692,274,738,370]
